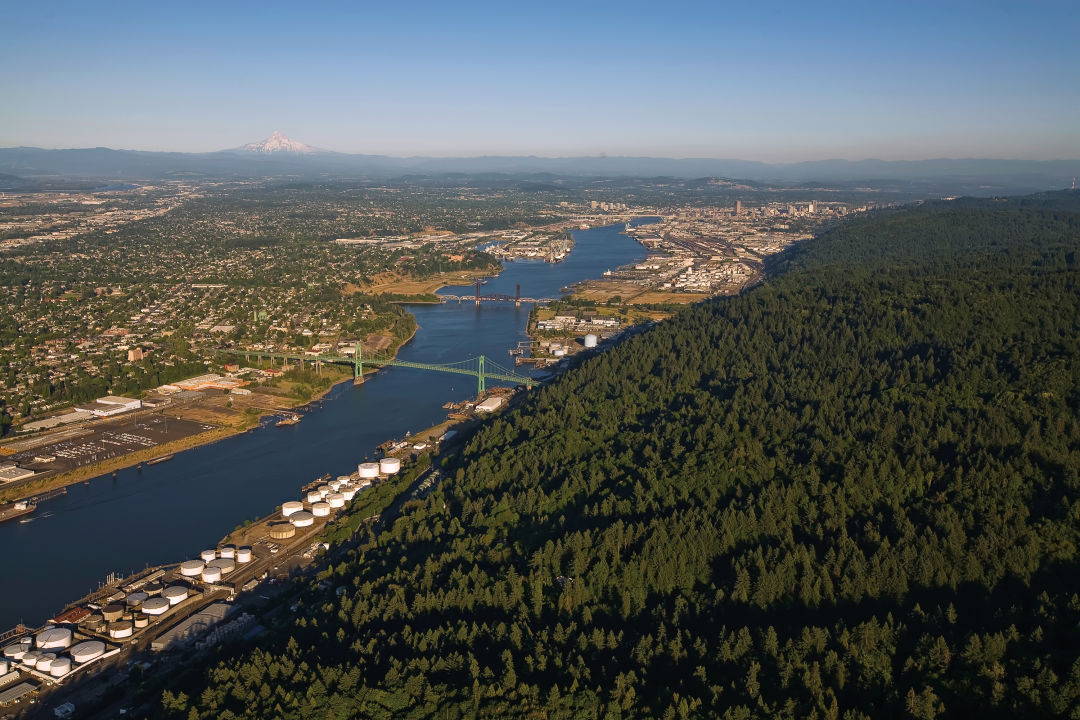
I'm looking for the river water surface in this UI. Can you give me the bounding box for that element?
[1,220,654,629]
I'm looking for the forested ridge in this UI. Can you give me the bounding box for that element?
[161,192,1080,719]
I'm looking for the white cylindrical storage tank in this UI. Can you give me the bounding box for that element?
[21,651,41,669]
[236,547,252,563]
[208,558,236,575]
[317,484,331,499]
[326,492,345,508]
[0,658,7,674]
[35,653,57,671]
[358,462,379,479]
[141,597,170,616]
[36,627,72,650]
[125,591,149,607]
[379,457,401,475]
[200,549,217,562]
[282,500,304,517]
[133,614,149,629]
[219,545,236,559]
[306,491,322,504]
[290,511,314,528]
[342,487,357,501]
[584,333,598,348]
[201,566,222,583]
[180,560,205,577]
[329,479,342,491]
[336,475,351,484]
[50,656,72,677]
[162,586,188,605]
[108,621,133,639]
[70,641,105,664]
[311,502,330,517]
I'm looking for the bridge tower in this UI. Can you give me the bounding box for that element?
[477,355,486,396]
[515,283,521,308]
[475,280,482,305]
[353,342,363,382]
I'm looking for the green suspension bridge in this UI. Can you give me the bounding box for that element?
[217,343,539,395]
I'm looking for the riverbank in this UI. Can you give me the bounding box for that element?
[0,331,418,505]
[349,267,498,297]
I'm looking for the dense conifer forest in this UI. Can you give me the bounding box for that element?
[160,192,1080,719]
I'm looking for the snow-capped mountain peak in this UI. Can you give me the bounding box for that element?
[237,131,315,154]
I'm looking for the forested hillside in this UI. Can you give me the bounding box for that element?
[162,192,1080,719]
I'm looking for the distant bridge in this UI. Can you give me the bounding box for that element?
[439,294,556,304]
[217,343,539,395]
[439,280,555,306]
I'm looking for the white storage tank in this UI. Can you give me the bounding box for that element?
[125,591,149,607]
[306,491,322,504]
[290,511,314,528]
[180,560,205,577]
[379,457,401,475]
[236,547,253,563]
[282,500,304,516]
[219,545,236,559]
[35,627,72,650]
[35,653,57,671]
[358,462,379,479]
[336,475,351,484]
[3,648,26,661]
[326,493,345,508]
[108,621,133,639]
[133,614,149,628]
[0,658,7,674]
[49,656,72,677]
[162,586,188,605]
[311,502,331,517]
[208,558,236,575]
[201,566,222,583]
[329,479,342,491]
[200,549,217,563]
[317,484,331,498]
[70,640,106,663]
[342,487,357,501]
[584,333,598,348]
[21,651,41,669]
[141,597,170,616]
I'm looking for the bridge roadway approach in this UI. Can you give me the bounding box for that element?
[217,343,539,396]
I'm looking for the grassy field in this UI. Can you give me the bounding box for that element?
[346,269,493,297]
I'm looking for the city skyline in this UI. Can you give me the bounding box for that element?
[2,0,1078,161]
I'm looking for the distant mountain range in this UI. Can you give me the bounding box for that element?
[0,133,1076,195]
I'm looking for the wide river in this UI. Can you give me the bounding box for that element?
[1,220,655,629]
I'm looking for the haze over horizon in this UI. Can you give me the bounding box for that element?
[2,0,1078,162]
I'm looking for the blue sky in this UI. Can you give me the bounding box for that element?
[1,1,1077,160]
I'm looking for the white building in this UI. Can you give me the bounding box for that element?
[476,396,506,413]
[74,396,142,417]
